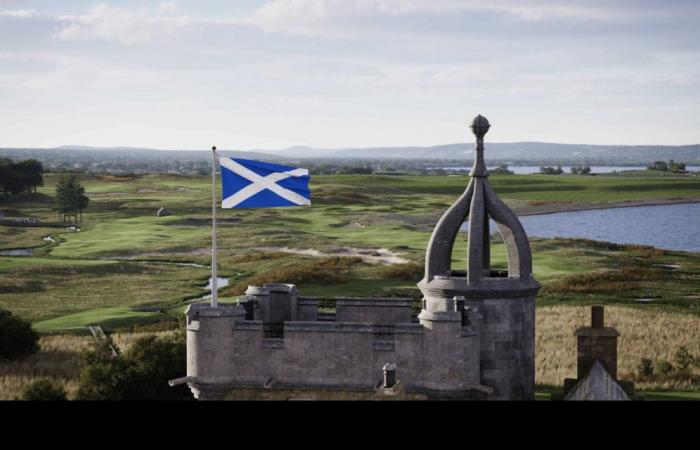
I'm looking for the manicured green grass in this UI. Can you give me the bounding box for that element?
[33,306,167,332]
[0,256,117,271]
[0,259,209,322]
[1,171,698,331]
[50,216,208,258]
[534,392,552,401]
[533,389,700,401]
[0,225,61,250]
[316,173,700,203]
[640,390,700,400]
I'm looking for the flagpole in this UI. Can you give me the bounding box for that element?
[211,145,218,308]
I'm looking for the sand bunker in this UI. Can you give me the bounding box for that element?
[253,246,409,265]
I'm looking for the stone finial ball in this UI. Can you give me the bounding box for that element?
[470,114,490,138]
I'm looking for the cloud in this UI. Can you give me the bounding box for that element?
[0,9,37,18]
[51,0,631,44]
[55,2,193,45]
[242,0,643,37]
[48,0,698,45]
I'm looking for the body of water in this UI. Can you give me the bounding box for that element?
[195,276,231,302]
[0,248,34,256]
[462,203,700,252]
[435,166,700,174]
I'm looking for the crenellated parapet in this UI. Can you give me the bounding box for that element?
[184,283,488,400]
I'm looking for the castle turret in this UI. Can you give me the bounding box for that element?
[417,115,540,400]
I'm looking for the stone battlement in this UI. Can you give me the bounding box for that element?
[185,283,484,400]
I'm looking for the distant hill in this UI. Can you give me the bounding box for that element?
[0,146,288,175]
[262,142,700,164]
[2,142,699,169]
[0,146,284,164]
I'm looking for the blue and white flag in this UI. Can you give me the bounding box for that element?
[219,157,311,208]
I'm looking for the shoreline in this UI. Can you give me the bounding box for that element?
[518,197,700,217]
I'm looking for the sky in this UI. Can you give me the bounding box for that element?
[1,0,699,150]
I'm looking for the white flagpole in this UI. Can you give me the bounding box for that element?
[211,145,218,308]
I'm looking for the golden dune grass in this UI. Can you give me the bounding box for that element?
[536,305,700,390]
[0,331,175,400]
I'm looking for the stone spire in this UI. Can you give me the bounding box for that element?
[417,115,540,400]
[423,114,533,284]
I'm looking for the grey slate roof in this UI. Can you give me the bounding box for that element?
[564,360,630,401]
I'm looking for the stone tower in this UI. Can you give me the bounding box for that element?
[417,115,540,400]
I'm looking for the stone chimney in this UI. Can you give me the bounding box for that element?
[575,306,620,379]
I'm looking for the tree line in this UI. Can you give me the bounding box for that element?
[0,158,44,199]
[0,157,89,223]
[647,160,687,172]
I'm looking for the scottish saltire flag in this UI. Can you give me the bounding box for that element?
[219,157,311,208]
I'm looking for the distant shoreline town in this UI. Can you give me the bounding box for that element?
[1,142,699,176]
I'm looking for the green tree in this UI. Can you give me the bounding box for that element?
[648,161,668,171]
[0,308,40,361]
[21,379,68,401]
[638,358,654,378]
[76,332,190,401]
[0,158,44,198]
[15,159,44,194]
[491,164,513,175]
[656,360,674,377]
[55,174,89,223]
[0,160,23,197]
[674,346,693,374]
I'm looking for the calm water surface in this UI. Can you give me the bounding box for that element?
[462,203,700,252]
[519,203,700,252]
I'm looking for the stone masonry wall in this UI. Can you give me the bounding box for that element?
[187,315,481,395]
[464,295,535,400]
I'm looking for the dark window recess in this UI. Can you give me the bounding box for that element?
[454,297,468,326]
[372,325,395,351]
[241,300,255,320]
[489,269,508,277]
[263,323,284,339]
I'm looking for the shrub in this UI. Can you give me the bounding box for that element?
[674,346,694,374]
[543,268,663,294]
[21,379,67,401]
[76,332,190,401]
[380,262,424,280]
[231,252,290,264]
[0,308,40,361]
[656,360,674,376]
[225,257,363,296]
[638,358,654,378]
